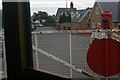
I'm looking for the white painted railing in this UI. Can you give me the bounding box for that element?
[32,31,98,78]
[32,45,97,78]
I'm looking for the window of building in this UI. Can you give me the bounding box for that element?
[96,7,100,14]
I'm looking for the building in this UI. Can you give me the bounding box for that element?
[89,1,120,29]
[56,2,77,23]
[56,2,92,30]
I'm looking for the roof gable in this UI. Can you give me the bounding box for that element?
[56,8,76,16]
[71,9,87,22]
[79,9,91,22]
[71,9,91,22]
[89,2,103,20]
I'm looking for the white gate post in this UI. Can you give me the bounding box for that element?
[35,33,39,69]
[69,32,72,78]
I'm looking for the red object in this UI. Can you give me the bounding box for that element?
[87,39,120,77]
[101,10,112,29]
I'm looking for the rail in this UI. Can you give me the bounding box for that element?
[32,45,97,78]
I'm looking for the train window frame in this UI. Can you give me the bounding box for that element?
[2,1,70,80]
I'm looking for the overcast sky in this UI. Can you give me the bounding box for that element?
[0,0,120,15]
[1,0,119,15]
[1,0,120,14]
[29,0,120,15]
[30,0,95,15]
[0,0,95,15]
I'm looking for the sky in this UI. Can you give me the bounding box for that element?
[30,0,95,15]
[0,0,94,15]
[1,0,120,15]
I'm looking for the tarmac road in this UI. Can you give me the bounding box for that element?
[32,33,97,78]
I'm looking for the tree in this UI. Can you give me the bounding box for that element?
[66,13,71,22]
[59,13,66,23]
[58,13,71,23]
[31,11,48,22]
[46,16,55,23]
[31,11,56,26]
[31,12,39,22]
[38,11,48,19]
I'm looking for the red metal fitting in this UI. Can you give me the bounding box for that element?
[101,10,112,29]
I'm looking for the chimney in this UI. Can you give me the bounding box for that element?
[70,2,74,8]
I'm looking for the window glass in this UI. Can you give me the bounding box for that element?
[30,0,120,79]
[96,7,100,14]
[30,1,95,78]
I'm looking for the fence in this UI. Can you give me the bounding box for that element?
[1,29,120,79]
[32,31,104,78]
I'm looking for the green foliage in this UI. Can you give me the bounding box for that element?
[31,12,39,22]
[38,11,48,19]
[66,13,71,22]
[31,11,56,26]
[59,13,66,23]
[59,13,71,23]
[46,16,55,23]
[31,11,48,22]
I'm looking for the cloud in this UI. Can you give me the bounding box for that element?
[30,0,95,15]
[30,0,95,8]
[30,1,66,7]
[30,7,58,15]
